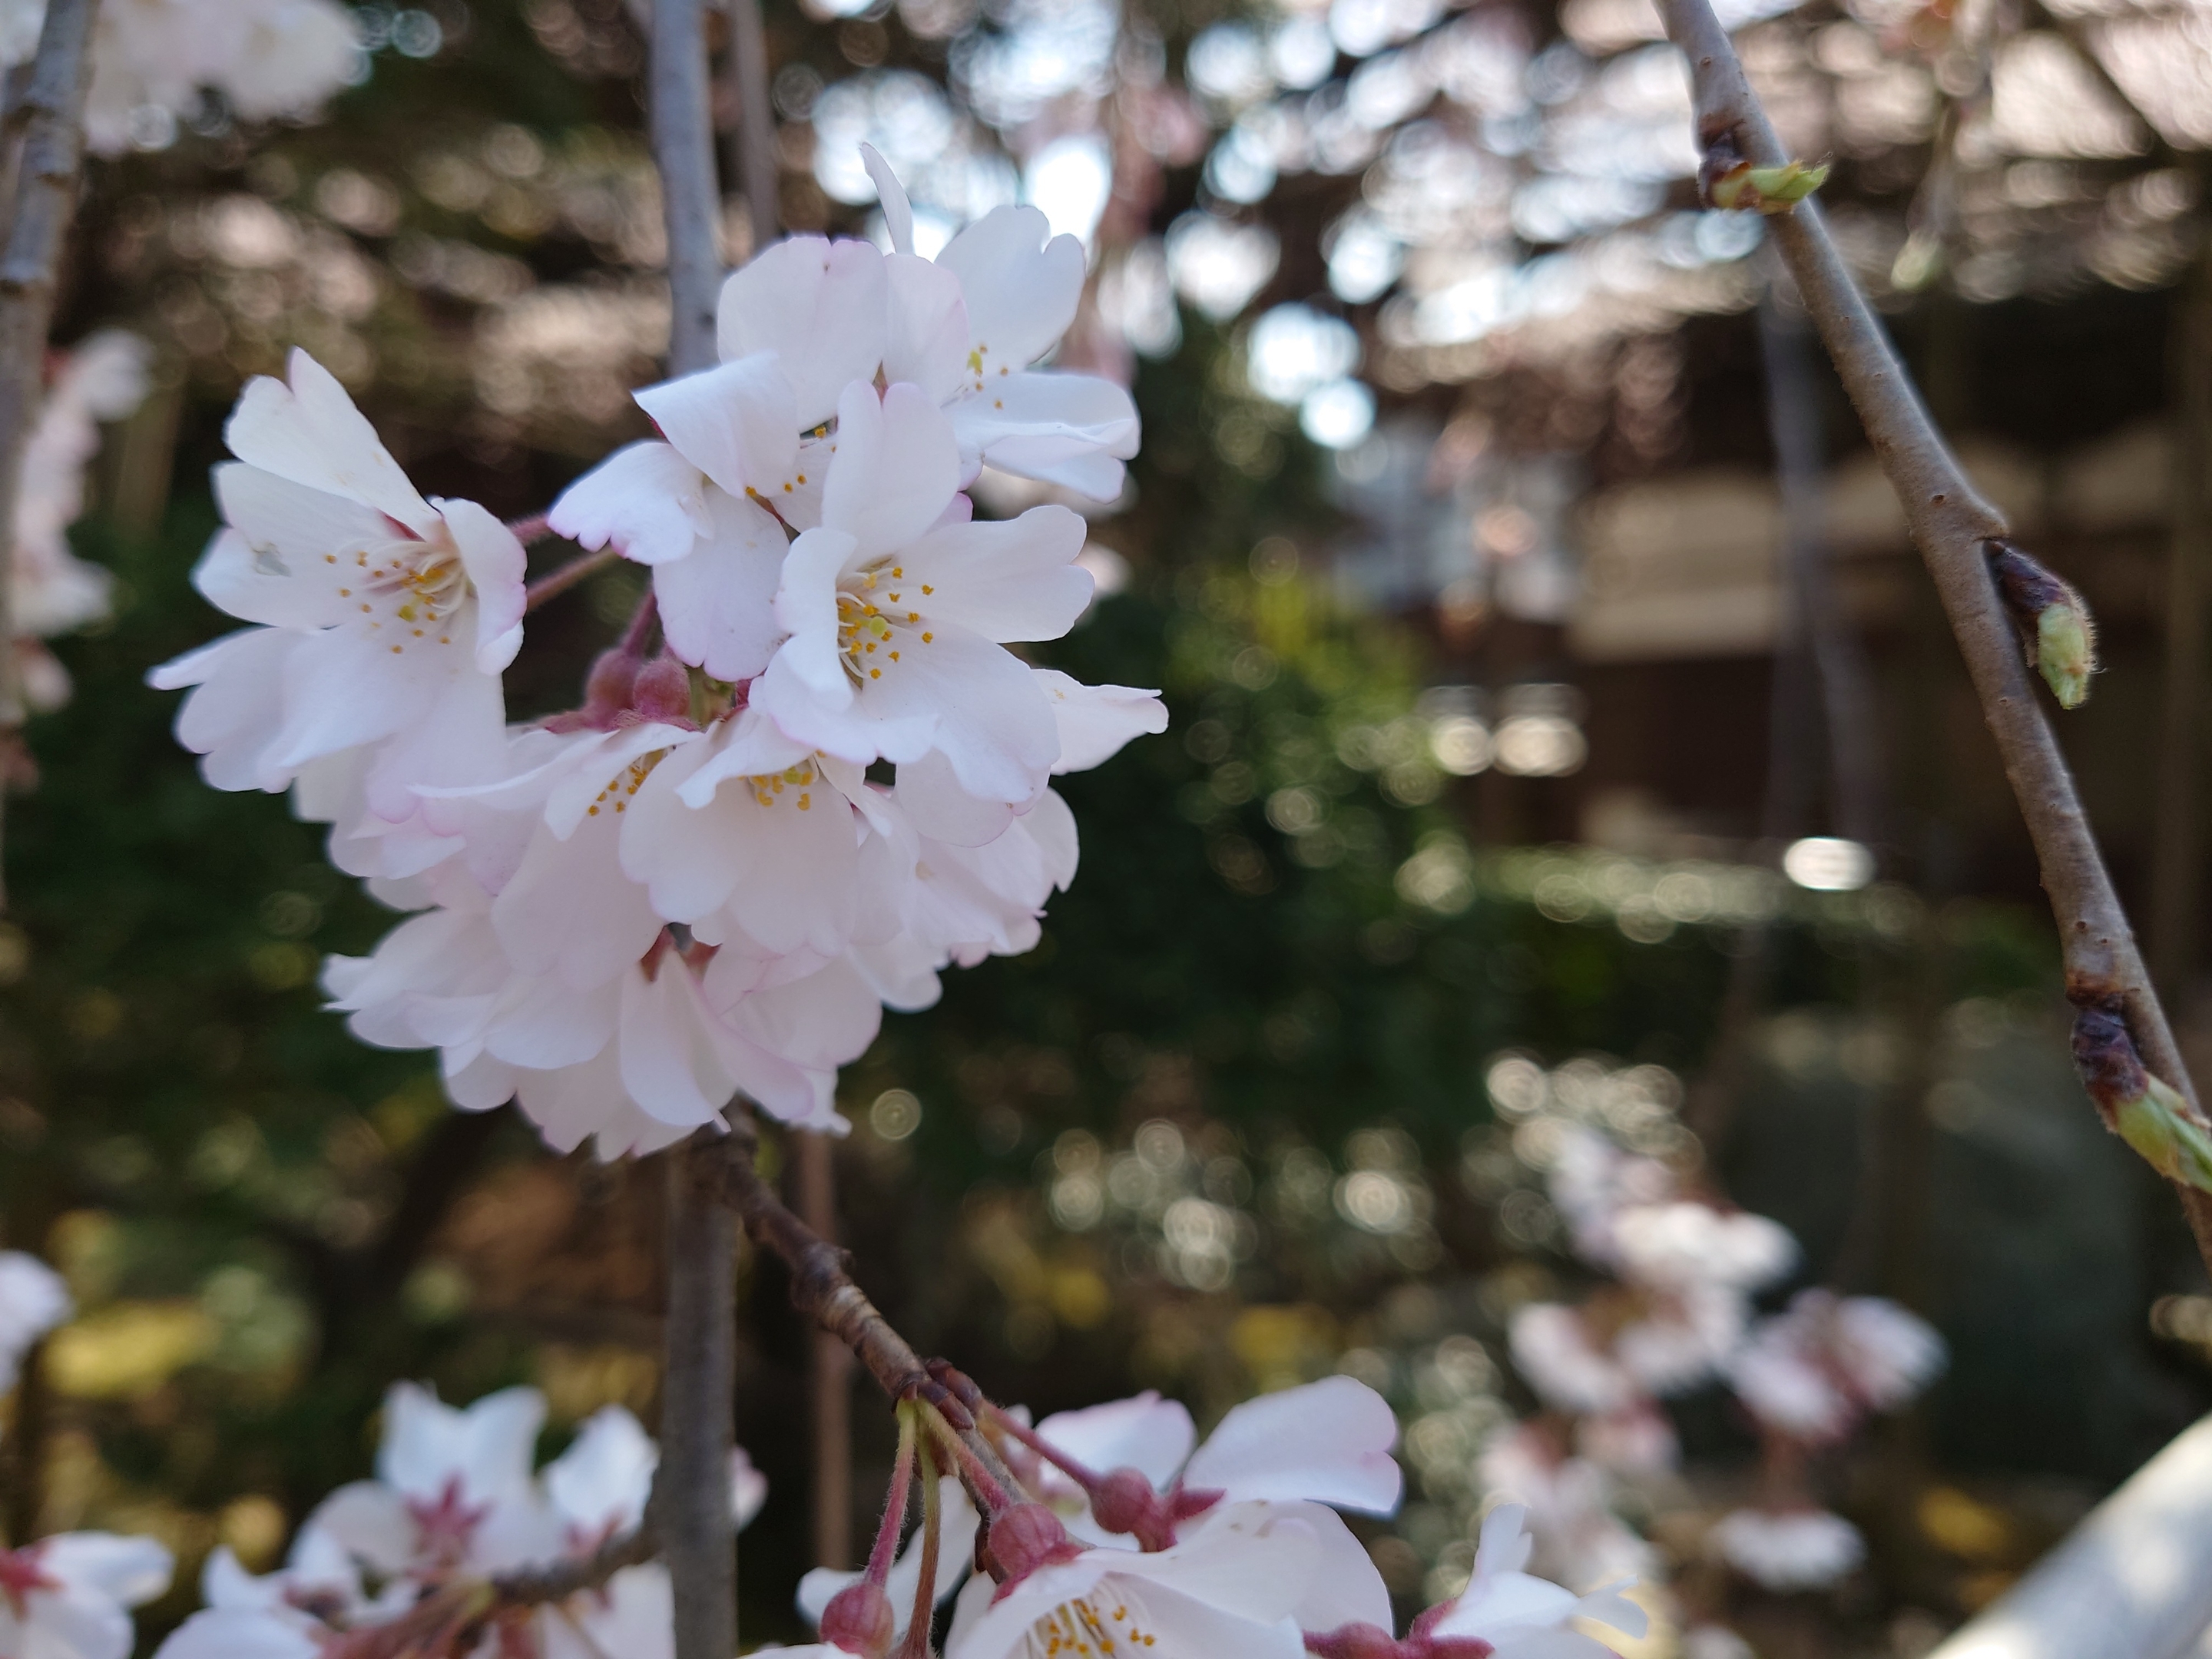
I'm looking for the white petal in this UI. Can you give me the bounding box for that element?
[430,499,528,672]
[936,207,1084,373]
[224,349,438,535]
[1181,1376,1401,1515]
[1034,671,1167,773]
[548,441,710,567]
[894,747,1026,848]
[717,237,889,427]
[950,371,1140,500]
[863,142,915,255]
[653,488,790,681]
[635,353,799,504]
[207,465,389,624]
[859,620,1059,806]
[1035,1392,1194,1489]
[770,525,861,706]
[883,253,969,402]
[39,1532,174,1607]
[901,506,1091,644]
[820,380,959,560]
[545,1406,657,1536]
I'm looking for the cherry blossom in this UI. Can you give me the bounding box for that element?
[0,0,358,157]
[1727,1290,1945,1445]
[944,1502,1329,1659]
[0,1532,172,1659]
[750,380,1092,813]
[1706,1505,1866,1591]
[148,350,525,819]
[0,1249,70,1396]
[866,147,1141,500]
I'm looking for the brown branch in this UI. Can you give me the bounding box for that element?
[654,0,722,379]
[663,1137,738,1659]
[1654,0,2212,1267]
[0,0,98,908]
[490,1516,663,1607]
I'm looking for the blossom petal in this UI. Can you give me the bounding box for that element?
[1033,671,1167,773]
[207,464,389,625]
[653,488,791,680]
[225,349,439,536]
[936,206,1084,373]
[435,498,528,672]
[770,525,861,707]
[1035,1392,1195,1490]
[548,441,711,568]
[863,142,915,255]
[1181,1376,1402,1516]
[902,506,1091,643]
[39,1533,174,1607]
[950,371,1140,500]
[821,380,960,559]
[883,253,969,402]
[717,236,889,427]
[635,353,800,504]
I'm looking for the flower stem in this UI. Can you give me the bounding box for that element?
[897,1437,945,1659]
[866,1406,920,1587]
[523,546,619,612]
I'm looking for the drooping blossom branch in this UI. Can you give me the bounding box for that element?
[1653,0,2212,1269]
[0,0,98,904]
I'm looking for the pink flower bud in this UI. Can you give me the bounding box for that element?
[987,1503,1082,1583]
[583,646,641,711]
[631,657,693,724]
[1088,1468,1157,1538]
[820,1581,896,1659]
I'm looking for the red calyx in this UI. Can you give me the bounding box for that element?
[1303,1624,1495,1659]
[986,1503,1084,1592]
[820,1581,897,1659]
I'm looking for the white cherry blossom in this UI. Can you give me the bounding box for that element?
[1707,1505,1865,1591]
[867,147,1140,500]
[1422,1504,1647,1659]
[945,1502,1324,1659]
[752,380,1091,811]
[147,350,525,819]
[0,1532,172,1659]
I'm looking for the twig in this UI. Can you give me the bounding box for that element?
[1652,0,2212,1267]
[491,1518,663,1607]
[795,1131,856,1568]
[653,0,722,378]
[663,1137,738,1659]
[723,0,778,256]
[0,0,98,908]
[525,546,619,611]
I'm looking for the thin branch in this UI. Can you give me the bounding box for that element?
[654,0,723,378]
[491,1518,663,1607]
[663,1137,738,1659]
[795,1130,856,1568]
[723,0,778,256]
[525,547,619,611]
[1653,0,2212,1267]
[0,0,99,908]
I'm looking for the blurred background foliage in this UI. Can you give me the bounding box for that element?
[5,0,2212,1652]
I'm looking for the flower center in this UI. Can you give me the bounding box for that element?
[834,561,936,687]
[746,757,820,812]
[1022,1591,1161,1658]
[0,1545,55,1620]
[585,752,666,818]
[329,531,469,656]
[405,1475,493,1568]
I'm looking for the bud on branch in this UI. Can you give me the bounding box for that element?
[2072,1002,2212,1191]
[1989,541,2097,709]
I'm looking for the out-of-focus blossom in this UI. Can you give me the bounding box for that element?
[1707,1505,1866,1591]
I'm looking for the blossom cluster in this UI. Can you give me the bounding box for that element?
[148,1382,762,1659]
[0,0,356,155]
[1492,1116,1944,1611]
[151,160,1164,1158]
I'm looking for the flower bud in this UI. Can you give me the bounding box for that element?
[2073,1004,2212,1190]
[1704,157,1830,213]
[631,656,694,725]
[583,645,641,713]
[820,1581,896,1659]
[1088,1467,1158,1538]
[1990,543,2096,709]
[986,1503,1082,1583]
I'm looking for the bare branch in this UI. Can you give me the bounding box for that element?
[0,0,99,906]
[1653,0,2212,1265]
[653,0,722,377]
[663,1137,739,1659]
[525,546,619,611]
[491,1518,662,1608]
[723,0,778,256]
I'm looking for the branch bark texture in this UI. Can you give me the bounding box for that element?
[653,0,723,378]
[1652,0,2212,1263]
[0,0,98,906]
[662,1140,738,1659]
